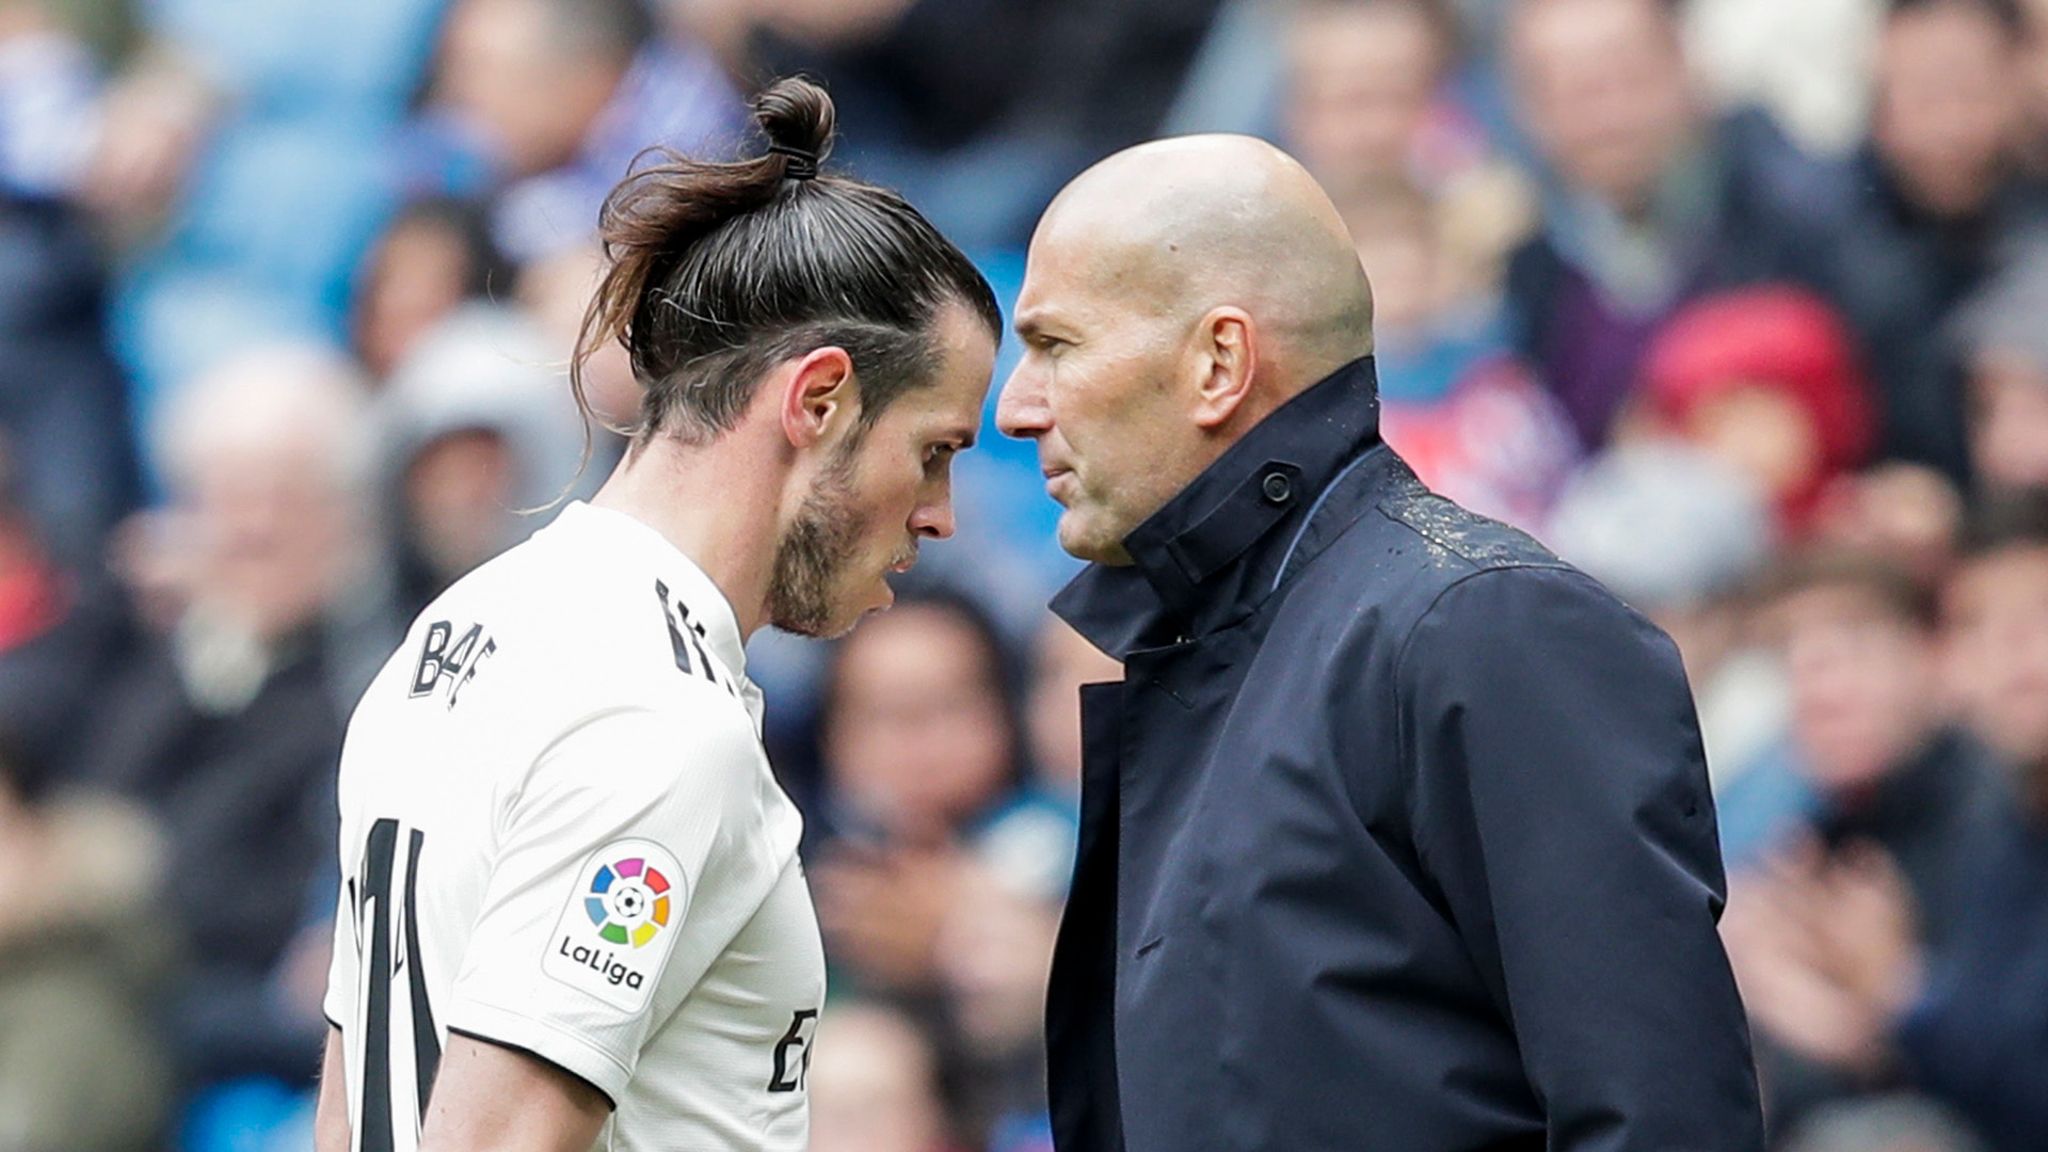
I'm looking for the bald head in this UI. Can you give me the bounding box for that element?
[999,136,1376,566]
[1032,135,1374,389]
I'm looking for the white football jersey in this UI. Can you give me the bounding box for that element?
[325,501,824,1152]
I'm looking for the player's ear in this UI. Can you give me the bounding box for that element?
[778,346,857,449]
[1190,306,1257,430]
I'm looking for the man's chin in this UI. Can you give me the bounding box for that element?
[771,590,890,640]
[1058,517,1135,567]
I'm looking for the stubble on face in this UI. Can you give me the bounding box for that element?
[768,442,865,638]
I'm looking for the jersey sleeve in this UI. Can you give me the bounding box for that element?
[323,877,358,1031]
[439,698,762,1104]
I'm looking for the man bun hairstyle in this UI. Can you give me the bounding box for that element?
[574,76,1002,449]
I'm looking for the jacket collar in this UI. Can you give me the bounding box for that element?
[1052,356,1383,659]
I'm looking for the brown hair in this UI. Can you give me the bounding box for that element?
[573,76,1001,448]
[1756,548,1939,631]
[1961,487,2048,559]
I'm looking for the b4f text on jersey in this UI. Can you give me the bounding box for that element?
[411,621,497,710]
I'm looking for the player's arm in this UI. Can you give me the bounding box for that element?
[314,1026,349,1152]
[417,1034,610,1152]
[433,701,759,1126]
[319,1021,607,1152]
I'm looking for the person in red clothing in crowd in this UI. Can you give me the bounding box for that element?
[0,476,63,655]
[1637,285,1877,540]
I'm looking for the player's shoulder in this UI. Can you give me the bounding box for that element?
[380,504,750,727]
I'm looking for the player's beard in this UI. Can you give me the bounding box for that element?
[767,445,866,638]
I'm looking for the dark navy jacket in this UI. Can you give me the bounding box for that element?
[1045,358,1763,1152]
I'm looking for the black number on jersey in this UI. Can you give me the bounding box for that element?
[352,818,440,1151]
[410,620,497,709]
[768,1008,818,1093]
[655,580,721,688]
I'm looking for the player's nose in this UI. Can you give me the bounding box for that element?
[909,495,955,541]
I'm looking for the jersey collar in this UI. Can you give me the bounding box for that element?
[557,500,753,690]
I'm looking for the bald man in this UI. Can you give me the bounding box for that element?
[997,136,1762,1152]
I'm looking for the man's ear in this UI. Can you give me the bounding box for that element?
[1191,307,1257,430]
[778,346,857,448]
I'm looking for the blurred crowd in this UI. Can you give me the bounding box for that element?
[2,0,2048,1150]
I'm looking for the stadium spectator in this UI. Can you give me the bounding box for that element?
[349,196,508,383]
[1283,0,1479,200]
[0,0,107,200]
[1501,0,1839,449]
[1712,495,2048,1152]
[877,612,1119,1149]
[686,0,1230,250]
[0,194,140,572]
[1347,184,1578,530]
[808,1000,953,1152]
[429,0,740,266]
[2018,0,2048,164]
[1944,492,2048,795]
[1720,532,2039,1139]
[0,451,133,781]
[811,589,1026,994]
[1637,286,1877,539]
[1544,440,1784,787]
[1681,0,1885,157]
[1951,234,2048,495]
[68,346,373,1092]
[85,0,446,428]
[516,242,642,439]
[375,304,587,616]
[0,732,169,1152]
[1887,490,2048,1152]
[1721,551,2006,899]
[688,0,1039,161]
[1281,0,1535,284]
[934,860,1060,1149]
[1820,0,2045,486]
[1810,462,1969,588]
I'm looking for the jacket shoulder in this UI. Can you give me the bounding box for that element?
[1369,468,1568,577]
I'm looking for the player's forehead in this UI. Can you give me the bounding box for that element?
[876,307,991,439]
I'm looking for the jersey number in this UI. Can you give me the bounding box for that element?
[353,818,440,1152]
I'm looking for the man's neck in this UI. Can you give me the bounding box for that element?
[589,432,785,639]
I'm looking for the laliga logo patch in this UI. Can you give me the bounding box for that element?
[585,856,673,947]
[542,839,685,1011]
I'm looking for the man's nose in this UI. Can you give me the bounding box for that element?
[909,496,955,541]
[996,363,1049,440]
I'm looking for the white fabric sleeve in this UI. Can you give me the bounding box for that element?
[438,698,760,1103]
[323,838,359,1030]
